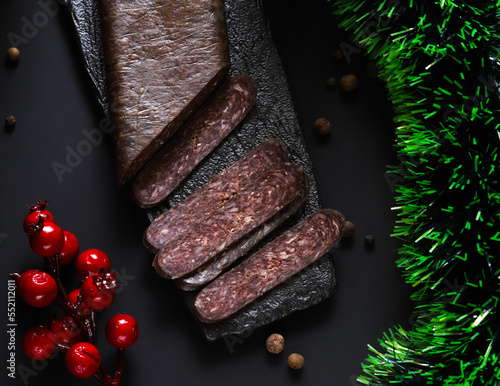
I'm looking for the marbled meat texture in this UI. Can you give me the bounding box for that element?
[132,75,257,208]
[175,173,310,291]
[193,209,345,323]
[153,162,307,279]
[100,0,230,185]
[143,138,288,252]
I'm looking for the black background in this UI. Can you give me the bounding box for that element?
[0,0,413,385]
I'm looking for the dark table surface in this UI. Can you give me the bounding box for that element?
[0,0,413,385]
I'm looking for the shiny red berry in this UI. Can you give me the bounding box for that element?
[75,249,111,279]
[65,342,101,378]
[29,220,64,257]
[80,272,116,310]
[23,200,55,236]
[59,231,80,266]
[16,269,40,301]
[23,326,57,360]
[105,314,139,349]
[19,270,57,308]
[50,317,81,349]
[67,288,91,315]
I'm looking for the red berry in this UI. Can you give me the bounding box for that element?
[29,220,64,257]
[105,314,139,349]
[16,269,41,301]
[23,200,55,236]
[75,249,111,279]
[19,270,57,308]
[80,272,116,310]
[59,231,80,266]
[65,342,101,378]
[50,317,81,349]
[23,326,57,360]
[67,288,91,315]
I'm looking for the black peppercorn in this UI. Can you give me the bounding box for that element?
[326,76,336,87]
[365,234,375,248]
[5,115,16,129]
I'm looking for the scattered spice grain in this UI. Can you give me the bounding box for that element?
[5,115,16,129]
[266,333,284,354]
[342,221,355,238]
[340,74,358,91]
[365,234,376,248]
[314,118,331,136]
[288,353,304,369]
[326,76,336,87]
[6,47,20,62]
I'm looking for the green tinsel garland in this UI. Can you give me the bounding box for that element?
[331,0,500,384]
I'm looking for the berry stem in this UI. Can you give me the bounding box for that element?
[46,253,120,385]
[114,348,124,385]
[44,255,70,303]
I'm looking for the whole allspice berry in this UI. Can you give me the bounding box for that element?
[288,353,304,369]
[342,221,356,238]
[340,74,358,92]
[5,115,16,129]
[332,48,343,60]
[6,47,20,62]
[266,333,285,354]
[314,117,331,136]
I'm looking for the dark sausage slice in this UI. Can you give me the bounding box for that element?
[100,0,230,185]
[175,173,309,291]
[153,162,307,279]
[143,139,288,252]
[193,209,345,323]
[132,76,258,208]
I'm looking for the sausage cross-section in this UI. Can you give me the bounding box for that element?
[143,139,288,252]
[175,173,309,291]
[132,75,258,208]
[100,0,230,185]
[153,162,307,279]
[193,209,345,323]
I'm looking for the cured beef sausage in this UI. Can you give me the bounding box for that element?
[175,174,309,291]
[193,209,345,323]
[153,162,307,279]
[132,76,258,208]
[100,0,230,185]
[143,139,288,252]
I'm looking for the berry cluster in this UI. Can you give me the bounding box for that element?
[12,200,138,385]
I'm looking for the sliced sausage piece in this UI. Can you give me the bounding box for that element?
[153,162,307,279]
[143,139,288,252]
[100,0,230,185]
[193,209,345,323]
[132,76,258,208]
[175,173,309,291]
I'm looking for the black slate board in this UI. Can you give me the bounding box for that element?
[62,0,337,341]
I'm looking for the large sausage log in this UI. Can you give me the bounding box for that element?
[143,139,288,253]
[100,0,230,185]
[175,174,309,291]
[132,75,258,208]
[193,209,345,323]
[153,162,307,279]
